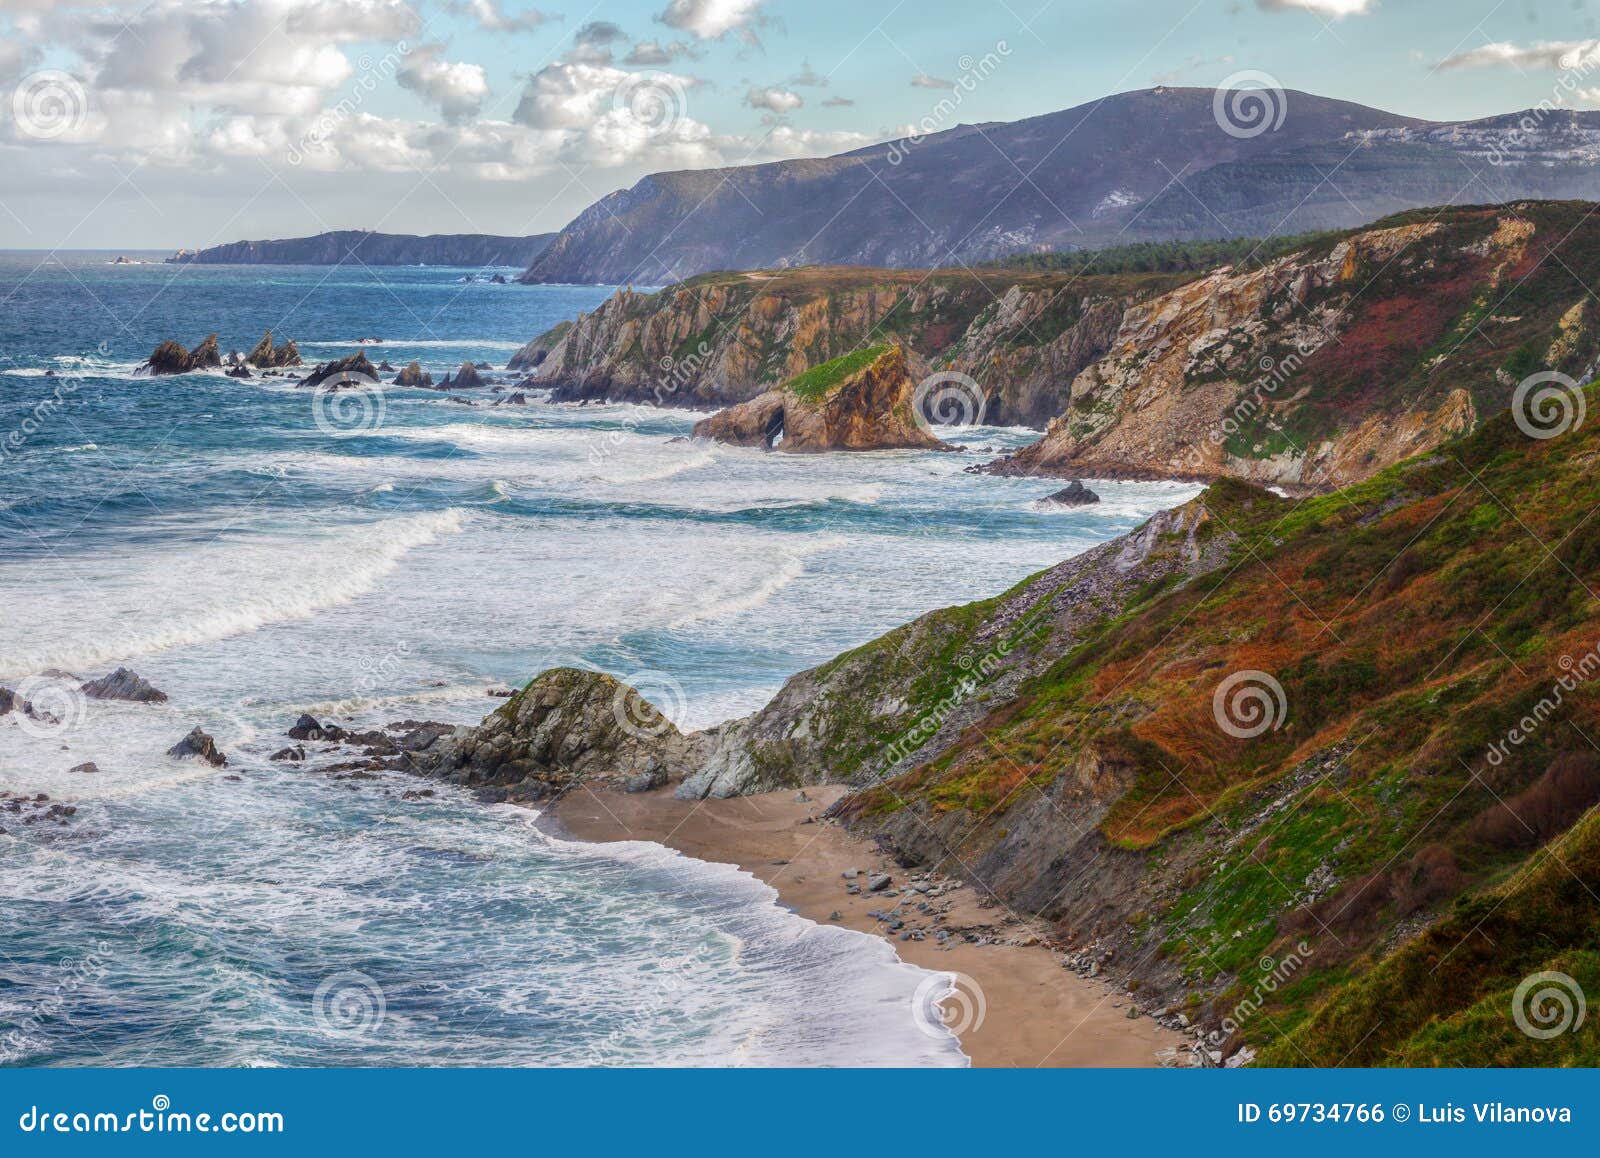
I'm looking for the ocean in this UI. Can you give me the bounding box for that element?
[0,252,1199,1066]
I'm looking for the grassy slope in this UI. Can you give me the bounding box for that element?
[848,387,1600,1064]
[783,344,892,400]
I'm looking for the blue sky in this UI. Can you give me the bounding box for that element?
[2,0,1599,248]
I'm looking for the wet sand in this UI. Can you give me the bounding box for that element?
[546,783,1179,1067]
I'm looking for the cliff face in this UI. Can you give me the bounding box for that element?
[168,230,554,267]
[518,267,1186,428]
[990,202,1600,492]
[692,345,949,453]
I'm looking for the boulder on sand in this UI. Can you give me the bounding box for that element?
[692,345,950,454]
[80,667,168,703]
[168,727,226,767]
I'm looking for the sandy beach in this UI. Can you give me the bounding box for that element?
[546,783,1179,1068]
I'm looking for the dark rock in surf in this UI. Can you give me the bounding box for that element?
[1041,481,1101,506]
[245,330,301,369]
[393,361,433,388]
[168,727,226,767]
[80,667,168,703]
[139,334,222,376]
[301,351,380,390]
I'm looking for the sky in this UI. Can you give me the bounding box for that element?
[1,0,1599,249]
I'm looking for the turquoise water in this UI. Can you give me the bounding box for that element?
[0,252,1199,1066]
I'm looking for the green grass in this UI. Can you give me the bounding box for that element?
[783,344,893,400]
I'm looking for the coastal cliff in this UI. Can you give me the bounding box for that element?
[514,266,1186,428]
[519,203,1600,491]
[167,230,554,268]
[425,389,1600,1066]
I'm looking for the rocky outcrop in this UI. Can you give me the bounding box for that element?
[167,727,226,767]
[693,345,949,454]
[301,352,381,389]
[80,668,167,703]
[440,362,486,389]
[167,230,555,267]
[138,335,221,376]
[521,271,1176,426]
[411,668,707,801]
[1040,481,1100,506]
[245,330,301,369]
[393,361,433,388]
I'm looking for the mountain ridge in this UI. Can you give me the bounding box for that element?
[519,88,1600,285]
[167,229,555,268]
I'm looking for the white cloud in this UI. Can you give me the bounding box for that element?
[910,74,954,90]
[446,0,554,33]
[625,39,693,65]
[744,85,802,113]
[656,0,765,41]
[1255,0,1376,16]
[397,46,489,124]
[1438,40,1600,72]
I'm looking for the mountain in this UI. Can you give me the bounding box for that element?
[518,88,1600,285]
[167,230,555,267]
[516,201,1600,492]
[424,386,1600,1065]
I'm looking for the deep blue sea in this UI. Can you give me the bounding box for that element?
[0,251,1199,1066]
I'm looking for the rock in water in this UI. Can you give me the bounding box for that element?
[245,330,301,369]
[692,345,950,454]
[70,762,99,774]
[1041,481,1101,506]
[168,727,226,767]
[0,687,16,715]
[138,334,222,376]
[449,362,486,389]
[301,351,380,389]
[413,667,701,801]
[393,361,433,388]
[80,667,168,703]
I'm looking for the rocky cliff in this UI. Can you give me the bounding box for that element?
[516,266,1188,428]
[437,389,1600,1064]
[167,230,554,267]
[692,345,948,453]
